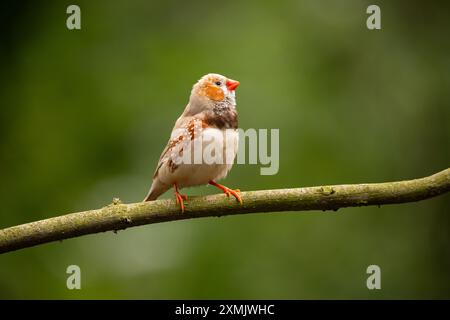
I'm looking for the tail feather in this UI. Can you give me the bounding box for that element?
[143,189,159,202]
[143,181,169,202]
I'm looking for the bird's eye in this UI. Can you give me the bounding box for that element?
[215,81,222,86]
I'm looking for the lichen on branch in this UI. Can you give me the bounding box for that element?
[0,168,449,254]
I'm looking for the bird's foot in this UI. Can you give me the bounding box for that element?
[209,180,242,204]
[173,184,188,213]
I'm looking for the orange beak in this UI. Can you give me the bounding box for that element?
[226,79,240,91]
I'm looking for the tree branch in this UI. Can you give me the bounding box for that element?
[1,168,449,254]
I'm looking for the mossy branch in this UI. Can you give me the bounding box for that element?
[1,168,449,254]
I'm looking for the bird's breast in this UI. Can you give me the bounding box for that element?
[200,127,239,164]
[204,107,238,129]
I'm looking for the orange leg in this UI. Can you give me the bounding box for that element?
[209,180,242,204]
[173,184,188,213]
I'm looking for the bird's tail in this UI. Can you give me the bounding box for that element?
[143,181,169,202]
[143,189,158,201]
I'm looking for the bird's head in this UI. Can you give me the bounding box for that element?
[185,73,239,115]
[192,73,239,102]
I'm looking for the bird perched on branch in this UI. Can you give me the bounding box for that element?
[144,73,242,212]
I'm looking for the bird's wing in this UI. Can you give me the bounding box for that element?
[153,115,205,178]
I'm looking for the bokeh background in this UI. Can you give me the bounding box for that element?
[1,0,449,299]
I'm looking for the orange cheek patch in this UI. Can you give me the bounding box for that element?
[205,85,225,101]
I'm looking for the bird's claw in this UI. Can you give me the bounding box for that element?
[209,180,243,205]
[173,184,188,213]
[223,188,242,204]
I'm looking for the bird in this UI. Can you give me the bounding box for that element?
[143,73,242,212]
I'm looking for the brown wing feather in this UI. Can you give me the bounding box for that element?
[152,116,205,178]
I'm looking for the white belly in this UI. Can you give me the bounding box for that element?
[159,128,238,188]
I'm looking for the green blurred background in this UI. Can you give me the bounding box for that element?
[1,0,449,299]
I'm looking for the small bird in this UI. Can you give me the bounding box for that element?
[144,73,242,212]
